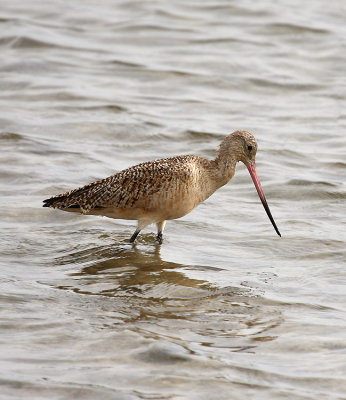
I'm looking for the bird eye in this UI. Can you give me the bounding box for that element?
[247,145,252,151]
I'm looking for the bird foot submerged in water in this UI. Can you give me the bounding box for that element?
[156,231,163,244]
[128,230,164,244]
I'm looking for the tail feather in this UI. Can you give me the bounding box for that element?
[42,182,92,209]
[42,194,80,209]
[42,179,107,211]
[42,197,80,208]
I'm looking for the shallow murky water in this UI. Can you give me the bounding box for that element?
[1,1,346,399]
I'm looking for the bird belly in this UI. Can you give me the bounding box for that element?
[88,207,150,221]
[60,206,144,220]
[94,195,197,222]
[60,198,196,223]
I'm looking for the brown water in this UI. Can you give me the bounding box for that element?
[1,1,346,399]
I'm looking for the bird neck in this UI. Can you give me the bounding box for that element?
[213,151,237,186]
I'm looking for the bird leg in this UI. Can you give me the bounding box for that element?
[156,231,163,244]
[129,219,153,243]
[129,230,140,243]
[156,221,166,244]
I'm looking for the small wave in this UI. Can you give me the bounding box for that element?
[0,132,24,141]
[78,104,127,113]
[278,179,346,200]
[249,78,322,91]
[185,129,221,140]
[265,22,330,35]
[322,161,346,169]
[190,37,259,46]
[108,59,144,68]
[288,179,336,187]
[0,36,60,49]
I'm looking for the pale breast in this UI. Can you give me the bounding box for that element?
[130,157,219,221]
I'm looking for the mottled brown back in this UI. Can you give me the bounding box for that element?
[43,155,198,212]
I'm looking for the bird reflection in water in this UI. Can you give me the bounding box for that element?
[53,240,281,349]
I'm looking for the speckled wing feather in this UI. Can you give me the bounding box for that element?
[43,155,196,212]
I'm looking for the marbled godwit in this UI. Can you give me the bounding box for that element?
[43,130,281,243]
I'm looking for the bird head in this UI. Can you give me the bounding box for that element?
[221,130,281,237]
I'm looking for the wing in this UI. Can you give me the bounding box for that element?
[43,155,195,212]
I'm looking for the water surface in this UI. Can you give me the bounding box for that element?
[1,1,346,399]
